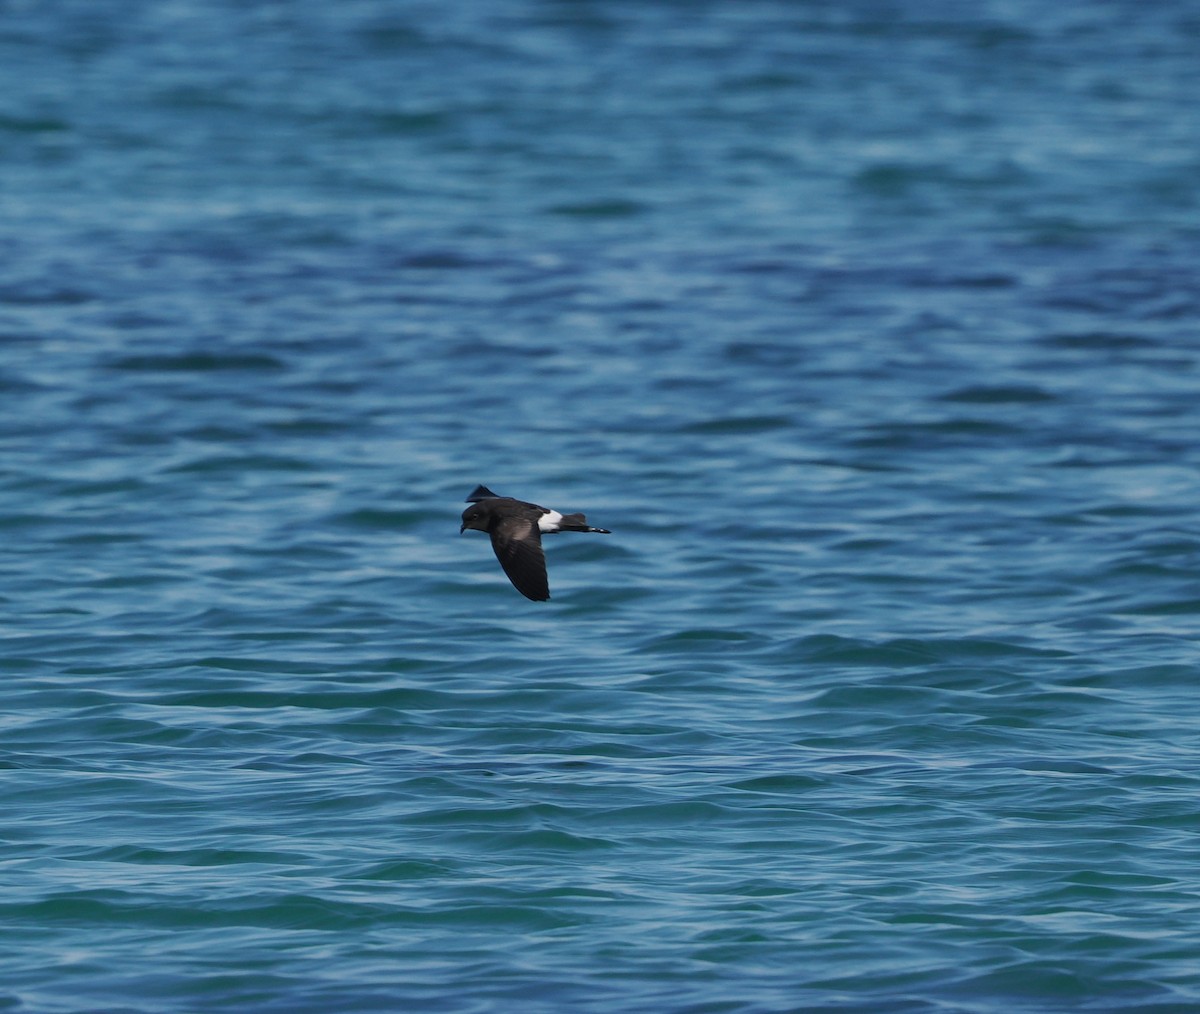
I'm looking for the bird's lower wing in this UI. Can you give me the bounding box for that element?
[490,518,550,600]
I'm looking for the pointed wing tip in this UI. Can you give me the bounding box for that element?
[508,568,550,601]
[510,576,550,601]
[466,484,500,502]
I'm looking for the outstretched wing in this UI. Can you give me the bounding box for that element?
[466,485,502,502]
[489,516,550,601]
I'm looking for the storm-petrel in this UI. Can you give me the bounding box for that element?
[460,485,611,601]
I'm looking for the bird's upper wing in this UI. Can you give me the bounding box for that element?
[466,485,502,502]
[489,515,550,601]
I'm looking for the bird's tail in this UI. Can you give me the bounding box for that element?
[559,512,611,534]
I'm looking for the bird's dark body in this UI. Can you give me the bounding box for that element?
[460,485,610,600]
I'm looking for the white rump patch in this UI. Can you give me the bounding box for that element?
[537,510,564,533]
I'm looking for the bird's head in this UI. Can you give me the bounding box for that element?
[460,506,488,534]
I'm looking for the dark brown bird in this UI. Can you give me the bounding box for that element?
[460,485,611,601]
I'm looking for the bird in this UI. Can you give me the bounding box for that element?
[460,485,611,601]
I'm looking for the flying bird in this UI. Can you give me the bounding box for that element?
[460,485,611,600]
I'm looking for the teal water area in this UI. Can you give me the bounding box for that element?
[3,2,1200,1011]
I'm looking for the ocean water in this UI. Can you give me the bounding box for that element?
[3,1,1200,1011]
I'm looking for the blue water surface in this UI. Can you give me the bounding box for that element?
[3,2,1200,1012]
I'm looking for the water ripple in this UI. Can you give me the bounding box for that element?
[4,1,1200,1012]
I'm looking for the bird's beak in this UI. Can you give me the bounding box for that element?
[459,524,467,534]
